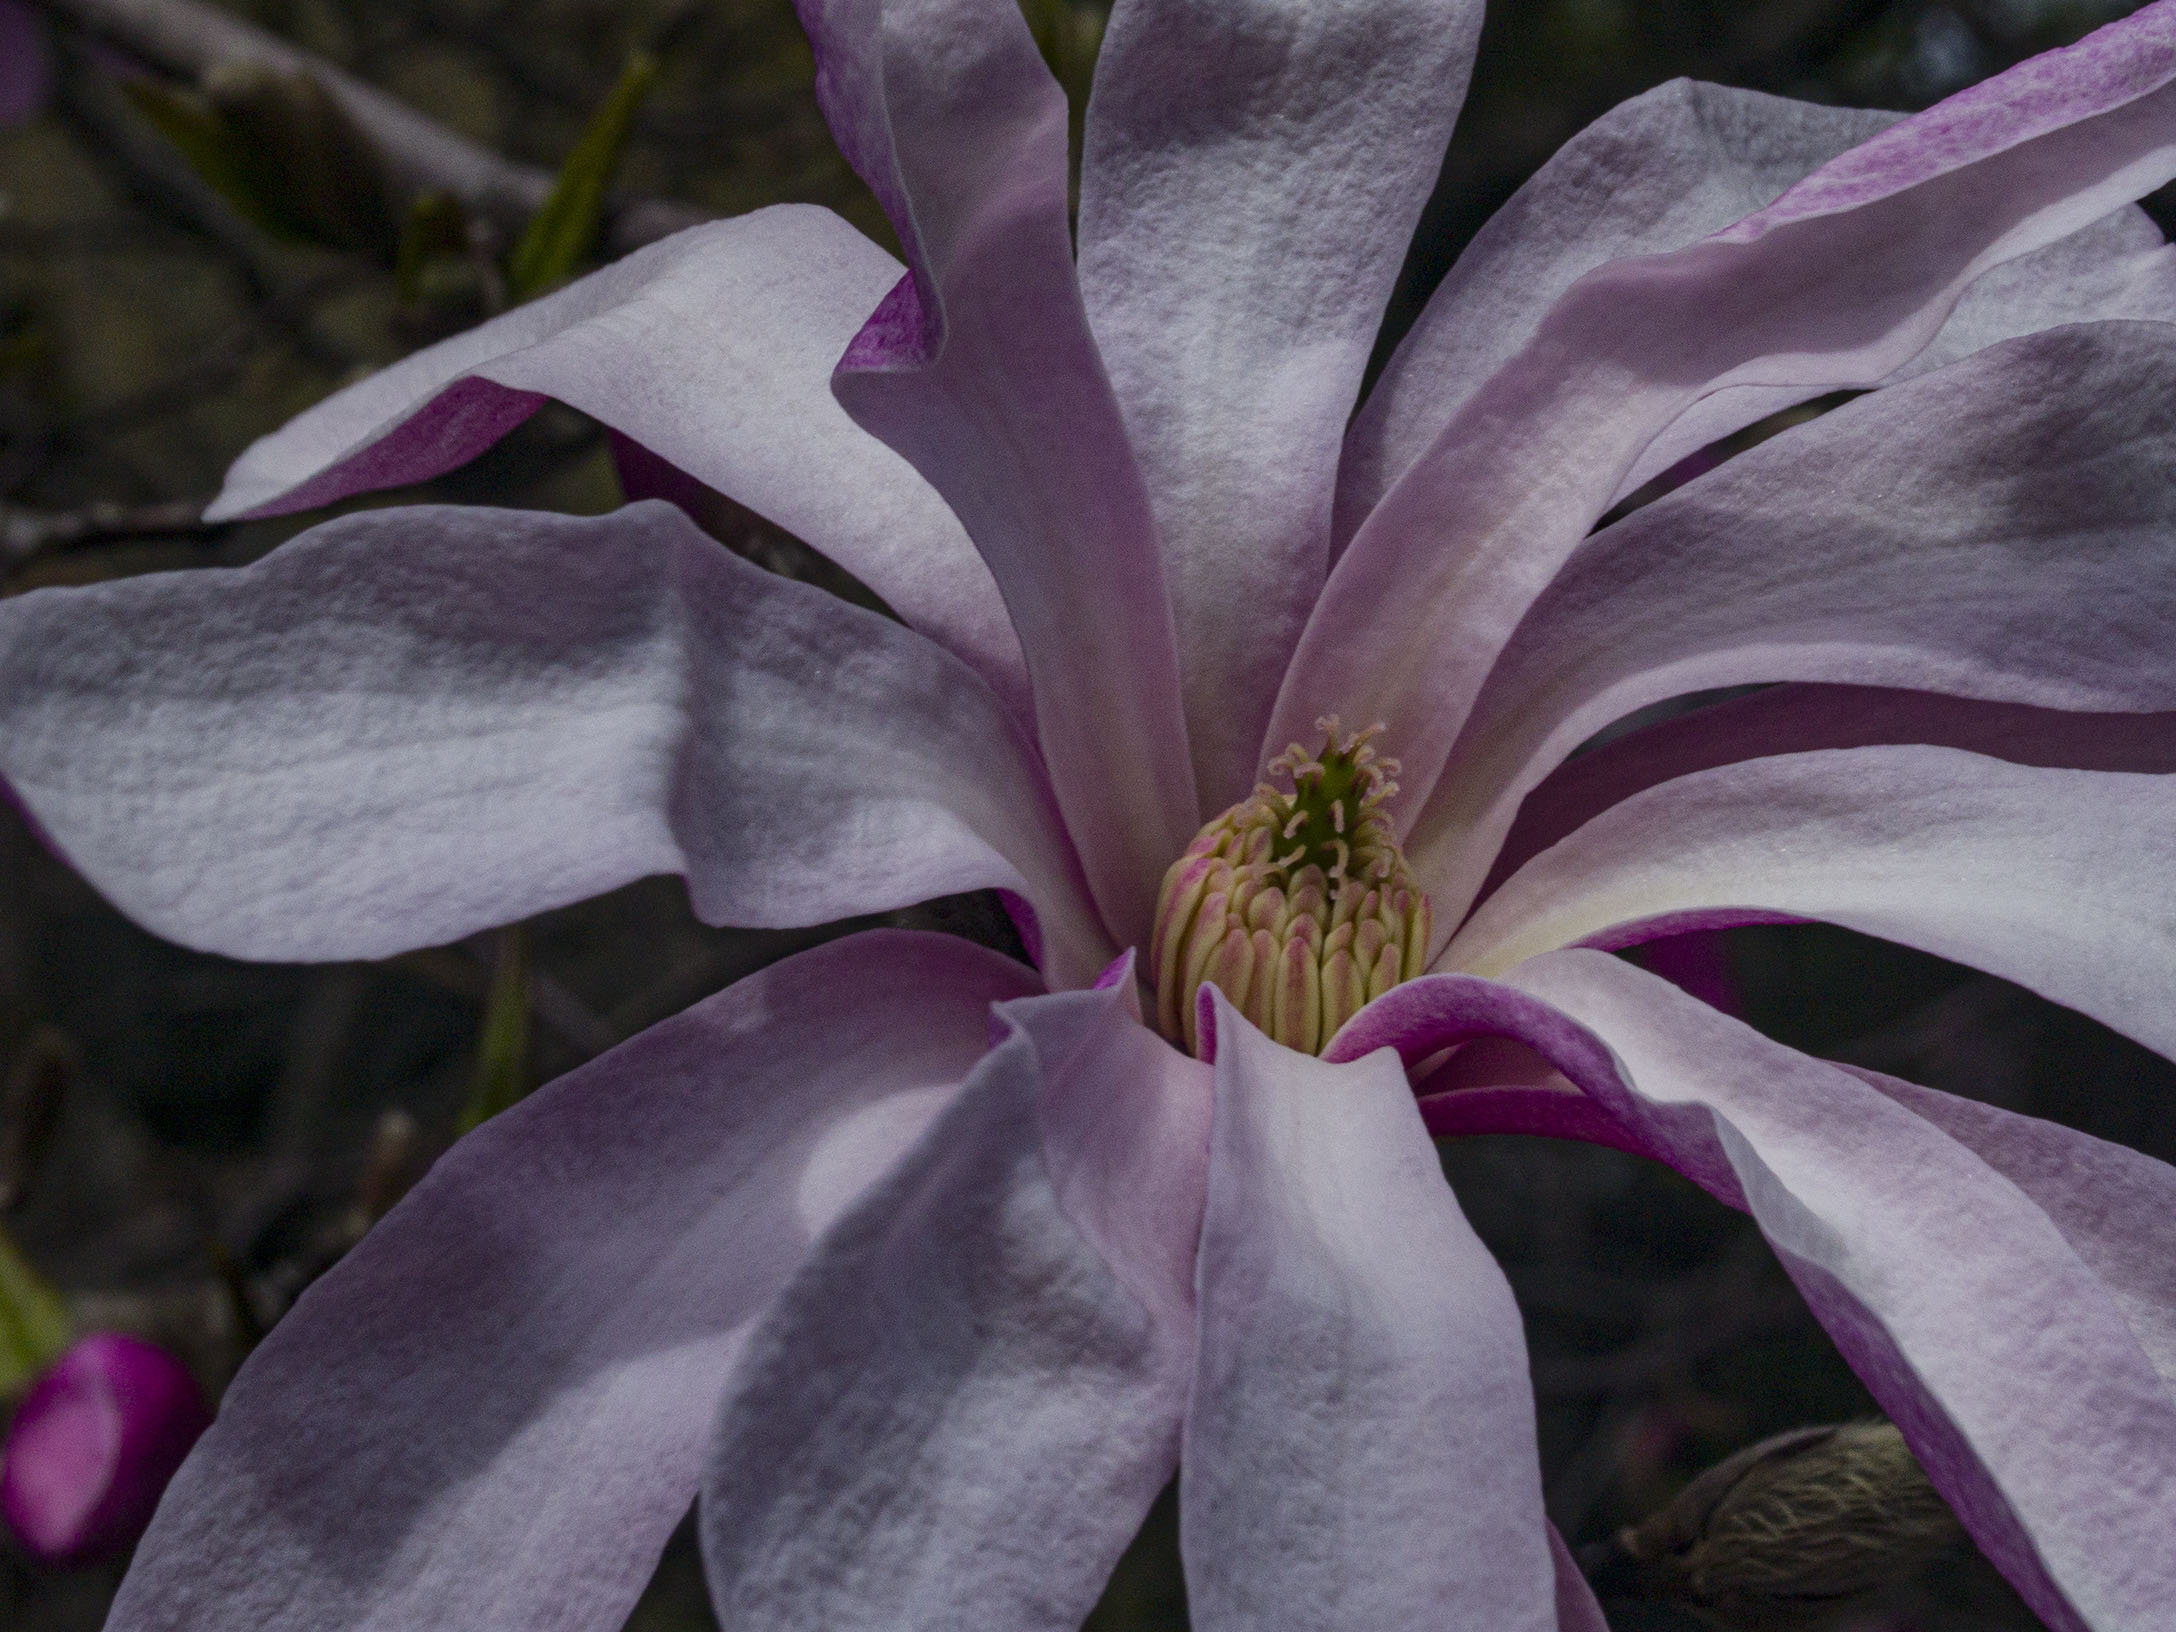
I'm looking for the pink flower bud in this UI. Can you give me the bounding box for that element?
[2,1334,211,1563]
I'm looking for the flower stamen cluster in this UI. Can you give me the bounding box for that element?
[1150,719,1432,1056]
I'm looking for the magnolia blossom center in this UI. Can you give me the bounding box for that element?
[1150,720,1431,1057]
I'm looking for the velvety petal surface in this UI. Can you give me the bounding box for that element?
[202,207,1025,707]
[1412,321,2176,919]
[1845,1064,2176,1395]
[1182,991,1559,1632]
[801,0,1198,942]
[1445,744,2176,1061]
[1607,202,2176,503]
[1077,0,1483,806]
[701,972,1211,1630]
[1341,72,2176,535]
[0,501,1109,984]
[1336,79,1894,549]
[1277,2,2176,816]
[106,931,1040,1632]
[1477,684,2176,911]
[1336,955,2176,1631]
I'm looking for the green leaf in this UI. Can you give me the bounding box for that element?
[203,61,397,259]
[504,53,658,303]
[123,67,397,258]
[0,1223,72,1397]
[122,75,317,244]
[456,926,531,1135]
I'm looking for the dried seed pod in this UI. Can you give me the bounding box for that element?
[1588,1422,1965,1631]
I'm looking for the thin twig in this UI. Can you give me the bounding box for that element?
[33,0,709,254]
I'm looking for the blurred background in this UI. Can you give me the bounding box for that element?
[1,0,2171,1626]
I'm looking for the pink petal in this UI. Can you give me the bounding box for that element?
[701,974,1211,1628]
[1182,991,1561,1630]
[1342,956,2176,1630]
[1446,742,2176,1065]
[1843,1063,2176,1395]
[800,0,1201,944]
[1276,5,2176,821]
[1337,79,1895,552]
[1479,685,2176,911]
[107,931,1038,1632]
[1076,0,1483,807]
[1608,202,2176,504]
[204,207,1027,710]
[0,501,1112,985]
[1414,320,2176,922]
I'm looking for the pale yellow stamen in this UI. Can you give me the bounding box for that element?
[1148,718,1431,1057]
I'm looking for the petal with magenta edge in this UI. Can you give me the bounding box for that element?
[203,207,1026,712]
[106,931,1039,1632]
[702,975,1210,1631]
[1184,990,1559,1632]
[1078,0,1484,808]
[1278,4,2176,821]
[1340,955,2176,1632]
[0,500,1109,985]
[800,0,1199,946]
[1442,744,2176,1063]
[1414,321,2176,921]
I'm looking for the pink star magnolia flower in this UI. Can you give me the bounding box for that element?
[5,0,2176,1626]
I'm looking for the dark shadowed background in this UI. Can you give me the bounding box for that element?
[0,1,2167,1627]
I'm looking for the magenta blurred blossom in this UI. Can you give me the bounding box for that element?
[0,0,50,129]
[2,1335,210,1563]
[8,0,2176,1627]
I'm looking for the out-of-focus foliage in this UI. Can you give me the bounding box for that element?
[124,63,397,255]
[505,51,658,300]
[0,1226,71,1397]
[454,927,530,1133]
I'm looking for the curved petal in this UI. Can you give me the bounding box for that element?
[800,0,1198,943]
[1183,991,1559,1632]
[701,975,1211,1629]
[1413,321,2176,919]
[1608,204,2176,504]
[0,500,1110,986]
[1077,0,1483,807]
[1276,3,2176,817]
[203,207,1025,708]
[1336,79,1895,550]
[105,930,1039,1632]
[1444,744,2176,1062]
[1475,686,2176,912]
[1338,954,2176,1632]
[1843,1064,2176,1395]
